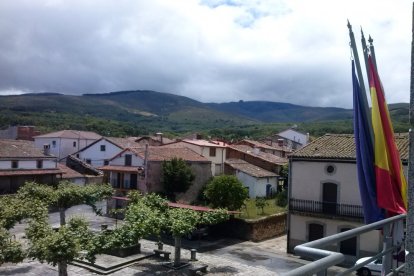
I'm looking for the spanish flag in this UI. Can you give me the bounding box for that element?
[369,56,407,215]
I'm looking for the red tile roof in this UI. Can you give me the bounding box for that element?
[182,139,228,148]
[129,147,209,162]
[228,145,288,165]
[35,130,101,140]
[57,163,83,179]
[0,139,55,159]
[99,166,143,173]
[0,169,61,176]
[225,159,278,177]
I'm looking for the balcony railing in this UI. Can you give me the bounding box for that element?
[289,198,364,218]
[284,214,406,276]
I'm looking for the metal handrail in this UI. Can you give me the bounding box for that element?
[284,214,406,276]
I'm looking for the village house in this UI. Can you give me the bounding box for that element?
[0,139,61,194]
[134,133,175,146]
[226,144,287,174]
[262,128,309,150]
[100,146,212,205]
[287,133,408,264]
[73,137,140,168]
[225,158,278,198]
[163,139,227,176]
[34,130,102,161]
[235,139,292,158]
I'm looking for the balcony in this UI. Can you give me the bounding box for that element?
[289,198,364,219]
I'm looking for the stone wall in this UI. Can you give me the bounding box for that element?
[211,212,287,242]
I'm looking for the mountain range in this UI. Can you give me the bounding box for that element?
[0,90,408,137]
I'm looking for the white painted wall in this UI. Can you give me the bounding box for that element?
[78,140,123,168]
[0,159,56,169]
[279,129,308,145]
[35,137,98,160]
[235,171,277,198]
[291,161,362,205]
[290,214,381,256]
[110,151,144,167]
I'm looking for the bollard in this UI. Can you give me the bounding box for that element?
[190,249,197,261]
[157,241,163,250]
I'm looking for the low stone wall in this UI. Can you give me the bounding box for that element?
[211,212,287,242]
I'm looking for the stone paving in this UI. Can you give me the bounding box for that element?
[0,205,348,275]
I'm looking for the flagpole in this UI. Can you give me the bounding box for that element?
[368,35,378,73]
[361,29,371,82]
[348,20,374,142]
[406,2,414,275]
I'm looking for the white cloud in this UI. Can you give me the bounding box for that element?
[0,0,411,108]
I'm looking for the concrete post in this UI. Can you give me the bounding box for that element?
[190,249,197,261]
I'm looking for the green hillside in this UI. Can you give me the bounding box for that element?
[0,90,408,138]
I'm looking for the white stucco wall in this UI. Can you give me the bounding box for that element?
[78,140,123,168]
[289,214,381,256]
[0,159,56,169]
[279,129,308,145]
[35,137,98,160]
[110,151,144,167]
[291,161,362,205]
[236,171,277,198]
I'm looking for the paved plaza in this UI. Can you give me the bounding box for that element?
[0,204,347,275]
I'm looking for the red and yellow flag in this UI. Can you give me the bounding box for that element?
[369,56,407,215]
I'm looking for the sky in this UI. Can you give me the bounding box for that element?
[0,0,412,108]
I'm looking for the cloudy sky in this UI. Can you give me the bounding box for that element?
[0,0,411,108]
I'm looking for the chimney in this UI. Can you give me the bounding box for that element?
[277,139,284,147]
[43,144,51,155]
[155,132,163,144]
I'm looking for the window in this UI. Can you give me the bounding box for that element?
[73,141,77,147]
[36,160,43,169]
[125,154,132,166]
[339,228,357,256]
[104,160,109,165]
[52,141,56,148]
[325,164,336,175]
[100,145,106,151]
[209,147,216,157]
[11,160,18,169]
[308,223,324,241]
[86,159,91,164]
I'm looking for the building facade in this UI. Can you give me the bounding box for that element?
[287,134,408,264]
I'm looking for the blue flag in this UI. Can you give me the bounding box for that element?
[352,61,384,223]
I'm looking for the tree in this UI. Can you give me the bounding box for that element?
[17,181,113,225]
[123,192,229,268]
[162,158,195,200]
[16,181,114,276]
[255,197,269,215]
[204,175,249,210]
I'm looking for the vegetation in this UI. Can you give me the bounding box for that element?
[162,158,195,201]
[13,181,114,276]
[255,197,269,214]
[276,189,288,207]
[239,198,286,219]
[204,175,249,211]
[0,91,408,139]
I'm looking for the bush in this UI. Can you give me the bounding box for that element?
[204,175,248,210]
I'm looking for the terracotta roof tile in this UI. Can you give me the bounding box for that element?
[183,139,227,148]
[57,163,84,179]
[291,133,408,161]
[238,139,292,152]
[129,147,209,162]
[35,130,101,140]
[228,145,288,165]
[0,169,61,176]
[0,139,55,158]
[105,137,140,149]
[226,158,278,177]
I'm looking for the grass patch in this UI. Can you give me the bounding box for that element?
[237,198,286,219]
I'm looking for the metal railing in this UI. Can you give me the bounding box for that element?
[284,214,406,276]
[290,198,364,218]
